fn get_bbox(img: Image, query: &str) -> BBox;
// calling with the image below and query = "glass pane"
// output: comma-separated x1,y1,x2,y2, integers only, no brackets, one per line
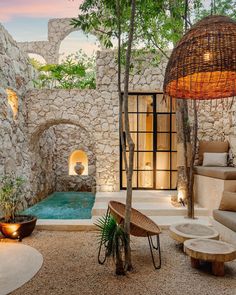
171,152,177,170
157,133,170,150
172,98,176,112
125,133,137,151
138,95,153,112
156,152,170,170
138,171,153,188
122,152,137,169
138,133,153,151
122,114,137,131
157,114,170,132
156,94,170,112
171,114,176,132
122,171,137,188
171,133,177,150
138,152,153,170
156,171,170,189
138,114,153,132
128,95,137,112
171,172,177,189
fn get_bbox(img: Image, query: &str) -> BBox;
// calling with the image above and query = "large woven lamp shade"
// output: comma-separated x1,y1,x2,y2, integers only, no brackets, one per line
164,15,236,100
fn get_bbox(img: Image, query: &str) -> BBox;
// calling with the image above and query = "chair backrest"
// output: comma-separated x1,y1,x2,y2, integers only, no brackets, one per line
108,201,161,237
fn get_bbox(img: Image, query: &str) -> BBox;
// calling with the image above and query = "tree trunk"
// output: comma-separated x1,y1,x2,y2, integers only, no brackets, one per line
188,100,198,218
115,238,125,275
116,0,126,275
123,0,136,271
178,98,197,218
176,99,189,202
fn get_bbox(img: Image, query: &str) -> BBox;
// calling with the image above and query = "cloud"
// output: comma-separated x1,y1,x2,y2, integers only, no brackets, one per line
0,0,83,22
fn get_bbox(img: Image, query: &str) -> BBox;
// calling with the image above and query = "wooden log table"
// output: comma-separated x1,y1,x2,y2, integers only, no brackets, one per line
169,223,219,243
184,238,236,276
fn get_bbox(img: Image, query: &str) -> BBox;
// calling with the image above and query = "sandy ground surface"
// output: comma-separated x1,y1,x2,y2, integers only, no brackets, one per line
6,230,236,295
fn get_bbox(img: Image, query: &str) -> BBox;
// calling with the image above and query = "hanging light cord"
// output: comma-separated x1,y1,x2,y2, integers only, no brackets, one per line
184,0,189,32
211,0,216,15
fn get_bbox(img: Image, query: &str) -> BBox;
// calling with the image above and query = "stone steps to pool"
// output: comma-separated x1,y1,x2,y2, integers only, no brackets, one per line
92,202,209,217
92,190,209,217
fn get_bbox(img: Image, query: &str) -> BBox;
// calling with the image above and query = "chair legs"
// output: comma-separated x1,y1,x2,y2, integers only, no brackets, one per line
97,208,110,265
97,209,162,270
147,234,161,269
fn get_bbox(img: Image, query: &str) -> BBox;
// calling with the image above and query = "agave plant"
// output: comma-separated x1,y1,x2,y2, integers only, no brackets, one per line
95,214,127,275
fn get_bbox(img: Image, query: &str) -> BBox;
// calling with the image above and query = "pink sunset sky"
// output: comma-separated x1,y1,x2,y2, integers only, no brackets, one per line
0,0,83,22
0,0,99,61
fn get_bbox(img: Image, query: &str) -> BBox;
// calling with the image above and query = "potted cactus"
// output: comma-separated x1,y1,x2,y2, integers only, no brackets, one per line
0,175,37,241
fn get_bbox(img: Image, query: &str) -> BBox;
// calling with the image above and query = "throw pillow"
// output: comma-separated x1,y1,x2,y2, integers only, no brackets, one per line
219,191,236,212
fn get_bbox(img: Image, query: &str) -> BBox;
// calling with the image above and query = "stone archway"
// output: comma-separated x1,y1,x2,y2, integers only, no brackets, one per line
18,18,100,64
29,119,96,202
25,88,120,193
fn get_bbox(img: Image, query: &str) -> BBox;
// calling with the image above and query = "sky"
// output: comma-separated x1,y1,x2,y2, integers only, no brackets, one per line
0,0,98,62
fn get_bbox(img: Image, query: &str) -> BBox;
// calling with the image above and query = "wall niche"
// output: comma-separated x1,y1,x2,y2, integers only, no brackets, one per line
69,150,88,176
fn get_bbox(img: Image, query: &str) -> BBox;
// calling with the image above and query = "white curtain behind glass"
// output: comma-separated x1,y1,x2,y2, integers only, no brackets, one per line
139,96,149,187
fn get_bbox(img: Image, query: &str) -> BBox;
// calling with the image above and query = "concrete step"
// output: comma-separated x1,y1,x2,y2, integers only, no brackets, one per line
95,190,176,203
92,215,211,229
36,216,211,231
92,202,209,217
36,219,96,231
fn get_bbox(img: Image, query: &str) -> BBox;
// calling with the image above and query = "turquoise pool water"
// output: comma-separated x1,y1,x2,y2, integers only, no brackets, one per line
23,192,95,219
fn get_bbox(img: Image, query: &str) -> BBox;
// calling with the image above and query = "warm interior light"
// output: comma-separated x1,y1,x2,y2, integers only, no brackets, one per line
166,70,236,99
69,150,88,175
203,51,213,62
177,189,184,202
6,89,18,119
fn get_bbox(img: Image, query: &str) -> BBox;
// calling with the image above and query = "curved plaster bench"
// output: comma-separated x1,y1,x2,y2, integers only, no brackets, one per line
212,209,236,246
0,242,43,295
194,166,236,213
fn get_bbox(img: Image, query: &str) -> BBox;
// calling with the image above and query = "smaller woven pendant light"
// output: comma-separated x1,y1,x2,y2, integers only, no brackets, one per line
164,15,236,100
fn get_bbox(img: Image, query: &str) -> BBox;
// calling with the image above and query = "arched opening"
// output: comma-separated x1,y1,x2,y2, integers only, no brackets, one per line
29,122,96,201
28,53,46,66
6,89,18,119
59,31,99,62
69,150,88,176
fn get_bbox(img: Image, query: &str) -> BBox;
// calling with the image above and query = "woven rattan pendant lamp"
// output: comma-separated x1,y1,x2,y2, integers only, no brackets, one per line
164,15,236,100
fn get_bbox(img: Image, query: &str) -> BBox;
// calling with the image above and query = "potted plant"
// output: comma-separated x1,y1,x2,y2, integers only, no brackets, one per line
0,175,37,241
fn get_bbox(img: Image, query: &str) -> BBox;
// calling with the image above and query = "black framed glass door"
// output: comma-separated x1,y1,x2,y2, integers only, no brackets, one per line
120,93,177,190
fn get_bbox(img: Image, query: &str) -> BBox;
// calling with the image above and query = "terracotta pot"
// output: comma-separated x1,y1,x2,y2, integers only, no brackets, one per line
0,215,37,241
74,162,85,175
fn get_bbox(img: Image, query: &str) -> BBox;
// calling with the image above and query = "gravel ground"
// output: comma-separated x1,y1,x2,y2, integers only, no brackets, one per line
9,230,236,295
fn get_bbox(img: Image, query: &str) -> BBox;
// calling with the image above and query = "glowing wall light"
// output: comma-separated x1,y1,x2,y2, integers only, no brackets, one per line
6,89,18,119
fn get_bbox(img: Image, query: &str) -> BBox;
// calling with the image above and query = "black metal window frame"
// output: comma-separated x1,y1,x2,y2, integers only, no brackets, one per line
120,92,177,190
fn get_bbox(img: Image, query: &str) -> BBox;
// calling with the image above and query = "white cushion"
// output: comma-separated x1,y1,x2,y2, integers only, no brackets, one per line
202,152,228,167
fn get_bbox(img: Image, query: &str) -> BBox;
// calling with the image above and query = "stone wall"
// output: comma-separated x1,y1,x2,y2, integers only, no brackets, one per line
188,100,235,165
0,23,36,208
96,50,167,92
53,124,96,193
29,127,57,204
26,88,120,193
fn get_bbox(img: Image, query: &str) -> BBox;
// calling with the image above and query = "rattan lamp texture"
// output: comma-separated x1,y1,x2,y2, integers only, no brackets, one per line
163,15,236,100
